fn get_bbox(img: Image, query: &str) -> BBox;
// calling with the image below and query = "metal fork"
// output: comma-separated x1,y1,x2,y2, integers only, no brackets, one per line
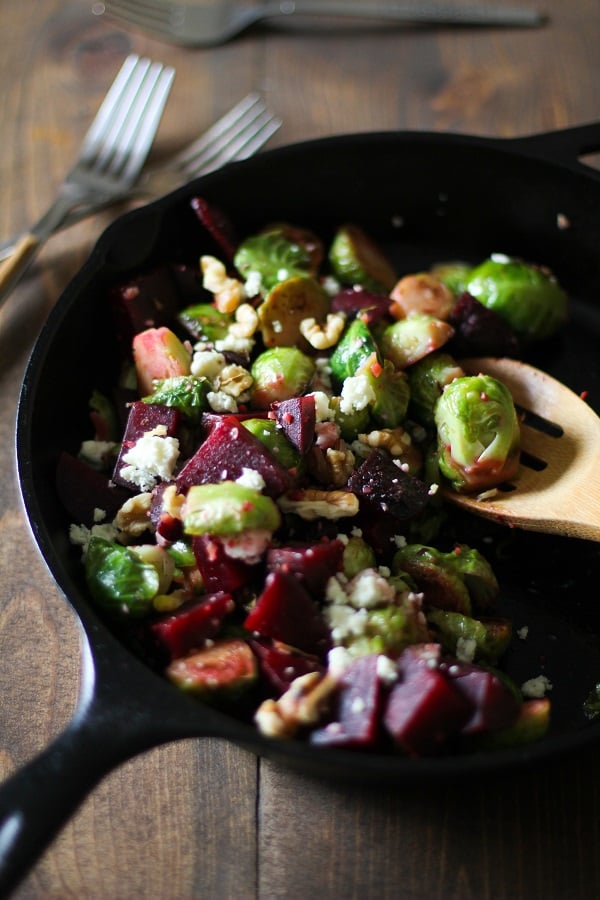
95,0,546,48
0,54,175,308
0,93,280,264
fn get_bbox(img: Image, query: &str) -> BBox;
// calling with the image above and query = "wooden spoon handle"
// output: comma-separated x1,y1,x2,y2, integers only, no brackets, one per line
0,232,41,304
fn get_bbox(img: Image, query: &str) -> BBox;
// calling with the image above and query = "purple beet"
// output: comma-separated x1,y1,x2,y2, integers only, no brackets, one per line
311,654,382,748
112,402,181,491
271,395,316,455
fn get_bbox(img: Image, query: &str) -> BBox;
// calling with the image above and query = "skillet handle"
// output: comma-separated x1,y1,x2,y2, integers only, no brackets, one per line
0,697,166,897
507,122,600,168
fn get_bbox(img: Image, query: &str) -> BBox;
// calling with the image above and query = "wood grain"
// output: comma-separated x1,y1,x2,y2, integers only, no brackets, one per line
1,0,599,897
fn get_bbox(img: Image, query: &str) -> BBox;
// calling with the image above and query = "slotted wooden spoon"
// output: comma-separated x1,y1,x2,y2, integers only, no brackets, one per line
442,357,600,542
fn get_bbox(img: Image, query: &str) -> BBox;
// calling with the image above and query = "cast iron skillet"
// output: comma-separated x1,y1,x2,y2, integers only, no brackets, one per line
2,124,600,895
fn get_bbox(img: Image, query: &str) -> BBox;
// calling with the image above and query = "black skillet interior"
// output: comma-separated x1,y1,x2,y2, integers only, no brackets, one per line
17,128,600,783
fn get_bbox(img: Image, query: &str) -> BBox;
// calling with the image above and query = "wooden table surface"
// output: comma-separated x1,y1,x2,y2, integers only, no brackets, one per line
1,1,599,897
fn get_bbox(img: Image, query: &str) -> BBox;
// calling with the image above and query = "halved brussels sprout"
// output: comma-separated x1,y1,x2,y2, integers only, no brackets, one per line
434,373,521,493
328,224,397,293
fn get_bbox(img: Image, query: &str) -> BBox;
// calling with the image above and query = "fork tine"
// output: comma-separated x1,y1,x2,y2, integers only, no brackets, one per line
171,93,265,167
177,102,276,175
79,55,149,160
185,112,282,177
102,0,172,30
107,62,175,183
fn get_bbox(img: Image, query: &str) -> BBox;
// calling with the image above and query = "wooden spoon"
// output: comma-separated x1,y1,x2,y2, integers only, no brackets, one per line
442,357,600,542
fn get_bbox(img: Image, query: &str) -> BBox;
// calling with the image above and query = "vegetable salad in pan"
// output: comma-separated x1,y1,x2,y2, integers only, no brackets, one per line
58,202,572,758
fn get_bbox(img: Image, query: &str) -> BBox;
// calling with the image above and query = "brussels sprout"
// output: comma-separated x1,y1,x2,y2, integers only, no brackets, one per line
89,389,119,442
381,314,454,369
250,346,316,409
427,609,511,663
242,418,303,471
234,229,313,293
166,538,197,568
328,224,397,293
361,359,411,429
341,535,377,579
257,275,330,351
177,303,232,343
434,374,520,493
329,317,380,384
262,222,324,274
183,481,281,536
343,602,426,658
85,536,160,618
407,351,465,427
143,375,210,422
330,393,371,441
430,261,473,296
464,254,568,341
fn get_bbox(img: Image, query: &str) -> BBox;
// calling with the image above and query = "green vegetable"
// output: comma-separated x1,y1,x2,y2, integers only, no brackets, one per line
464,254,568,341
242,418,302,470
166,539,197,568
363,359,411,429
234,229,312,293
183,481,281,536
342,535,377,579
250,346,316,409
392,543,499,615
330,317,380,384
89,389,119,441
143,375,210,422
430,261,472,296
381,314,454,369
177,303,232,343
257,275,330,350
85,536,160,618
434,374,521,493
427,609,511,662
328,224,397,293
583,684,600,720
407,352,465,427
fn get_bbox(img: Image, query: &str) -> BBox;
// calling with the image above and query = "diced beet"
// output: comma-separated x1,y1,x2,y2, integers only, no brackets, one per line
192,535,259,593
331,287,391,324
112,402,181,491
442,662,520,734
244,571,331,657
190,196,238,262
347,450,430,522
151,591,235,660
383,664,472,757
176,414,291,497
56,451,131,526
249,639,324,695
266,539,344,597
109,267,181,352
271,396,316,455
311,654,382,748
448,292,521,358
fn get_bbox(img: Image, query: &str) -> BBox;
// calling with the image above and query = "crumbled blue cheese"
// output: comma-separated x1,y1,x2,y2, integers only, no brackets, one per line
69,521,120,554
308,390,336,422
339,374,376,415
327,646,353,678
207,390,238,413
456,636,477,663
79,440,118,468
376,654,399,685
346,568,395,609
191,348,227,379
521,674,553,698
235,468,266,491
517,626,529,640
120,431,180,492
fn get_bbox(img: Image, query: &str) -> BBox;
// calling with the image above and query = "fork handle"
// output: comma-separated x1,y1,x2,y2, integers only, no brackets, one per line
0,232,42,306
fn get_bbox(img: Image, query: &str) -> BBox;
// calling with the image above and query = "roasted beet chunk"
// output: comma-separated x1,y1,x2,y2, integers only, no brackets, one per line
347,450,430,522
383,648,472,757
244,571,331,657
176,414,291,497
56,451,131,526
151,592,235,660
331,287,391,324
249,639,324,695
311,655,383,748
266,539,344,597
271,396,316,455
112,402,181,491
193,534,259,593
109,267,182,353
442,661,520,734
190,196,238,262
448,292,521,358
